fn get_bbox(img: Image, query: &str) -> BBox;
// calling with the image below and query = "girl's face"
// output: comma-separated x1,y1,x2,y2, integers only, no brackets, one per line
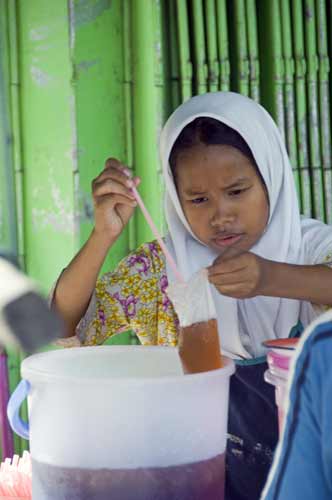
174,144,269,254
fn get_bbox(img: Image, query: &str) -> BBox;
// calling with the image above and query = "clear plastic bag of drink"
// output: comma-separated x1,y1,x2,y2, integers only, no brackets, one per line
167,269,223,373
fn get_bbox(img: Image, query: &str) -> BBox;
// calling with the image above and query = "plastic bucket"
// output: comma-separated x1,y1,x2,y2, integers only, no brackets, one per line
264,347,295,433
8,346,235,500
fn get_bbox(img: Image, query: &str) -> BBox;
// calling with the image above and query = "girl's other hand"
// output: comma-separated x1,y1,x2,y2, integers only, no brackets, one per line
92,158,140,244
207,251,271,299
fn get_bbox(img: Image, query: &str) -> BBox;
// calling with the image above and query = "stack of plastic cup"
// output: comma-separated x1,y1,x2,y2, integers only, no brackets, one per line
0,451,31,499
263,338,299,434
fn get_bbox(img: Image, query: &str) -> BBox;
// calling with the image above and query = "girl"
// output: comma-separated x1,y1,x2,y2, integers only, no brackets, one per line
52,92,332,499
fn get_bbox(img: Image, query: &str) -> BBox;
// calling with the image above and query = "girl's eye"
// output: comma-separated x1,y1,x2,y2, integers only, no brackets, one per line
228,188,246,197
191,197,208,204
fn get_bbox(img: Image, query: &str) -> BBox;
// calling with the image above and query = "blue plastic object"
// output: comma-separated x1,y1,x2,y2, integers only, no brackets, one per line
7,379,30,440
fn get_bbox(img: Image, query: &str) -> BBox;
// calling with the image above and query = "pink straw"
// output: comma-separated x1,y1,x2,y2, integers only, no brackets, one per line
129,182,185,283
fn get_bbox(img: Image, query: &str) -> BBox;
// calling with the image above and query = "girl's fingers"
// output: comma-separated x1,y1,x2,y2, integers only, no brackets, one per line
95,193,137,208
94,167,131,187
209,271,248,287
104,158,135,179
100,156,126,176
93,178,136,200
104,157,126,170
121,168,140,187
92,159,141,206
119,168,140,188
95,165,139,189
208,252,253,277
103,158,139,183
208,260,247,277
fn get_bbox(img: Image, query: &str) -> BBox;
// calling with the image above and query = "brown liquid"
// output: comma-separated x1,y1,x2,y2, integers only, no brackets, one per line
32,452,225,500
179,319,223,374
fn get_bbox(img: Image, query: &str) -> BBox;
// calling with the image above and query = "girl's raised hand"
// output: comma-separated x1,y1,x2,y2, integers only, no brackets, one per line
207,251,271,299
92,158,140,243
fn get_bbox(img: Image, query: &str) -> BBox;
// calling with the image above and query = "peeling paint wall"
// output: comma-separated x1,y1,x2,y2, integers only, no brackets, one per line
17,0,77,290
70,0,131,271
2,0,171,291
14,0,150,290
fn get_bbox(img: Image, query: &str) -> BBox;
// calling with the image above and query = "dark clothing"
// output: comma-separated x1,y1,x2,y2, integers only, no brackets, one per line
225,322,303,500
225,359,278,500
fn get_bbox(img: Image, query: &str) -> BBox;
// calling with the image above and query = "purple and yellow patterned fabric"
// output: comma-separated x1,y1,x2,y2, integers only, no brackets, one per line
76,241,179,346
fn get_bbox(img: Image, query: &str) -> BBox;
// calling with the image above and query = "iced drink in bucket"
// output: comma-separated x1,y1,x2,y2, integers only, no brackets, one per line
167,269,223,373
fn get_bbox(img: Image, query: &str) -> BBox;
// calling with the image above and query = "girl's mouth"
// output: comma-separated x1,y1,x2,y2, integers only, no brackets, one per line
212,234,243,248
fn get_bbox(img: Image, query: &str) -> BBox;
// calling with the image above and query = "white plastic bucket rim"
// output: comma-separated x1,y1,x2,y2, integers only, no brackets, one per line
21,345,235,385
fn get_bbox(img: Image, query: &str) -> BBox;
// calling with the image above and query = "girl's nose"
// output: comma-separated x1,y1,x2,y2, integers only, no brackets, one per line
210,203,235,228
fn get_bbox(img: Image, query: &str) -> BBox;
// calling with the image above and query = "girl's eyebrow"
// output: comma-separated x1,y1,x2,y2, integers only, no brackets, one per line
224,176,251,189
185,177,251,194
184,187,207,195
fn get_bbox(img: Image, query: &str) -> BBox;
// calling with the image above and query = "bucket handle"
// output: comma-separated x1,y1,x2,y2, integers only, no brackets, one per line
7,379,30,440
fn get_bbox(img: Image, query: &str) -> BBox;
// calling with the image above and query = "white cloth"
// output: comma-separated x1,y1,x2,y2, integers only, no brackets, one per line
160,91,332,359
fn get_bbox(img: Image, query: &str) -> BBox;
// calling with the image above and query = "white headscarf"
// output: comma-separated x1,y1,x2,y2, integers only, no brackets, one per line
160,91,332,359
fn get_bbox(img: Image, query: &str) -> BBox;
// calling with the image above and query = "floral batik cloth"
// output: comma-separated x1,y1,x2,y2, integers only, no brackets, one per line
76,240,179,347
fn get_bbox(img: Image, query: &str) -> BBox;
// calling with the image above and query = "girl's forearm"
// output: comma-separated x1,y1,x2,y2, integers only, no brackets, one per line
263,261,332,306
53,230,117,337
